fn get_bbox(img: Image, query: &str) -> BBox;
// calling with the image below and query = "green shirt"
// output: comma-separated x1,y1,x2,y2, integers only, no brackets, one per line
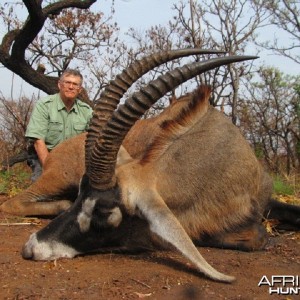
25,93,93,150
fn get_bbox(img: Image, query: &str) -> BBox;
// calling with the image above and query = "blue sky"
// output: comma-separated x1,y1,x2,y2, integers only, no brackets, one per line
98,0,176,30
0,0,298,99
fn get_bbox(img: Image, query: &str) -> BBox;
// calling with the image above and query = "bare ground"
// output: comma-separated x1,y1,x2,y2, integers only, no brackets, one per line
0,195,299,300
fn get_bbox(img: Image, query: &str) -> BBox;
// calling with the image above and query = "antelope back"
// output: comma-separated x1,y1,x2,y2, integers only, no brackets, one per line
117,86,271,238
123,94,194,159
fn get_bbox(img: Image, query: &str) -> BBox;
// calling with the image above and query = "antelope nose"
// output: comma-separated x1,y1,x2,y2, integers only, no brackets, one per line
21,233,38,260
21,243,33,259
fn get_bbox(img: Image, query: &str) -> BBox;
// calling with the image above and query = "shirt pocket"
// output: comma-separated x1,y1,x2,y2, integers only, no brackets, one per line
73,122,87,134
46,121,64,147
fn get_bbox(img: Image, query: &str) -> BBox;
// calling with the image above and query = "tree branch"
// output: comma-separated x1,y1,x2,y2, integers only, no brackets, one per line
0,0,97,104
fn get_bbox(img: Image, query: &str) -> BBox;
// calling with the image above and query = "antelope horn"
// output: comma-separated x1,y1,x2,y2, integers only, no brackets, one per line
85,48,225,167
88,55,258,189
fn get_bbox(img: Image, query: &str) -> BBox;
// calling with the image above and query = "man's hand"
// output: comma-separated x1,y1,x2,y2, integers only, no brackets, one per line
34,139,49,166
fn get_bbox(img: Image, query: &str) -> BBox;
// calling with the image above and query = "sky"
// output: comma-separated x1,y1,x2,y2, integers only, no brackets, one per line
0,0,298,99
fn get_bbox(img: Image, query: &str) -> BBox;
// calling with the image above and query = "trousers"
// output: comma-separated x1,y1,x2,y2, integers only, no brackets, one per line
27,155,42,182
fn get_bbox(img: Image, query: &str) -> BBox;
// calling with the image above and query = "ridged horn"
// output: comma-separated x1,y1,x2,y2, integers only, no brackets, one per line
88,55,258,189
85,48,225,167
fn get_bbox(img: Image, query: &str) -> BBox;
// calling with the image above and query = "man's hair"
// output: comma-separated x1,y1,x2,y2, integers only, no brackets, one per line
60,69,83,83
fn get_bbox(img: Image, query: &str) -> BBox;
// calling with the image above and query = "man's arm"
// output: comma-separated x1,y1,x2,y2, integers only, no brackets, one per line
34,139,49,166
26,97,51,167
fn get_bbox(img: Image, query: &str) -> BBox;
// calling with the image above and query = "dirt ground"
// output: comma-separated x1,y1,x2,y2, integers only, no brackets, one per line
0,195,299,300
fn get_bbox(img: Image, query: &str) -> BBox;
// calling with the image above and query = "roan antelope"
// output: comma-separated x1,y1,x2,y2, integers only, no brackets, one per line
16,51,300,283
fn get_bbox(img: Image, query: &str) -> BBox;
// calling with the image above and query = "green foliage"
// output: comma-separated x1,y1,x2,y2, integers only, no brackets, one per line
272,175,295,196
254,144,264,159
0,164,31,197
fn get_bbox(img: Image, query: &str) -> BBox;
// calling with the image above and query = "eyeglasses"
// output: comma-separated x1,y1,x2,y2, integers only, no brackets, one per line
60,80,81,89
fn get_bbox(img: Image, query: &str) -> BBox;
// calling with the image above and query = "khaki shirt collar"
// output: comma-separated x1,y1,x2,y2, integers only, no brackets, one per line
57,94,78,113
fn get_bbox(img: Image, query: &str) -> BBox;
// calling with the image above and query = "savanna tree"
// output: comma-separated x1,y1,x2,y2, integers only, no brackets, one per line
0,93,35,164
127,0,268,123
0,0,120,104
239,67,300,174
252,0,300,65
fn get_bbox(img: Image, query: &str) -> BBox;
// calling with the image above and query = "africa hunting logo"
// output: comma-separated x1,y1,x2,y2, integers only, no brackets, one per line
258,275,299,295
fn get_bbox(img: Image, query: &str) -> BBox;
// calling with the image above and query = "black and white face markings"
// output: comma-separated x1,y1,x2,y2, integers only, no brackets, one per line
77,197,97,233
77,197,123,233
76,174,122,232
22,231,81,261
22,175,123,261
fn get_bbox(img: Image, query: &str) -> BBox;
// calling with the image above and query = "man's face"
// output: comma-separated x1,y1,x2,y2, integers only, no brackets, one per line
58,75,82,101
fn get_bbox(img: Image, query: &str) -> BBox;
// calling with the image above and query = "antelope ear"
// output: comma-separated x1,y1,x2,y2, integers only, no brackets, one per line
135,190,235,283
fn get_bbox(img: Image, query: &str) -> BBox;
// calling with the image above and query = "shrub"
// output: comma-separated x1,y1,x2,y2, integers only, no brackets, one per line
273,175,294,195
0,164,31,197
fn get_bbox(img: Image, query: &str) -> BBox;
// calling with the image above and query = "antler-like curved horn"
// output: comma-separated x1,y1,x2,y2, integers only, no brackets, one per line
88,55,258,189
85,48,225,167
